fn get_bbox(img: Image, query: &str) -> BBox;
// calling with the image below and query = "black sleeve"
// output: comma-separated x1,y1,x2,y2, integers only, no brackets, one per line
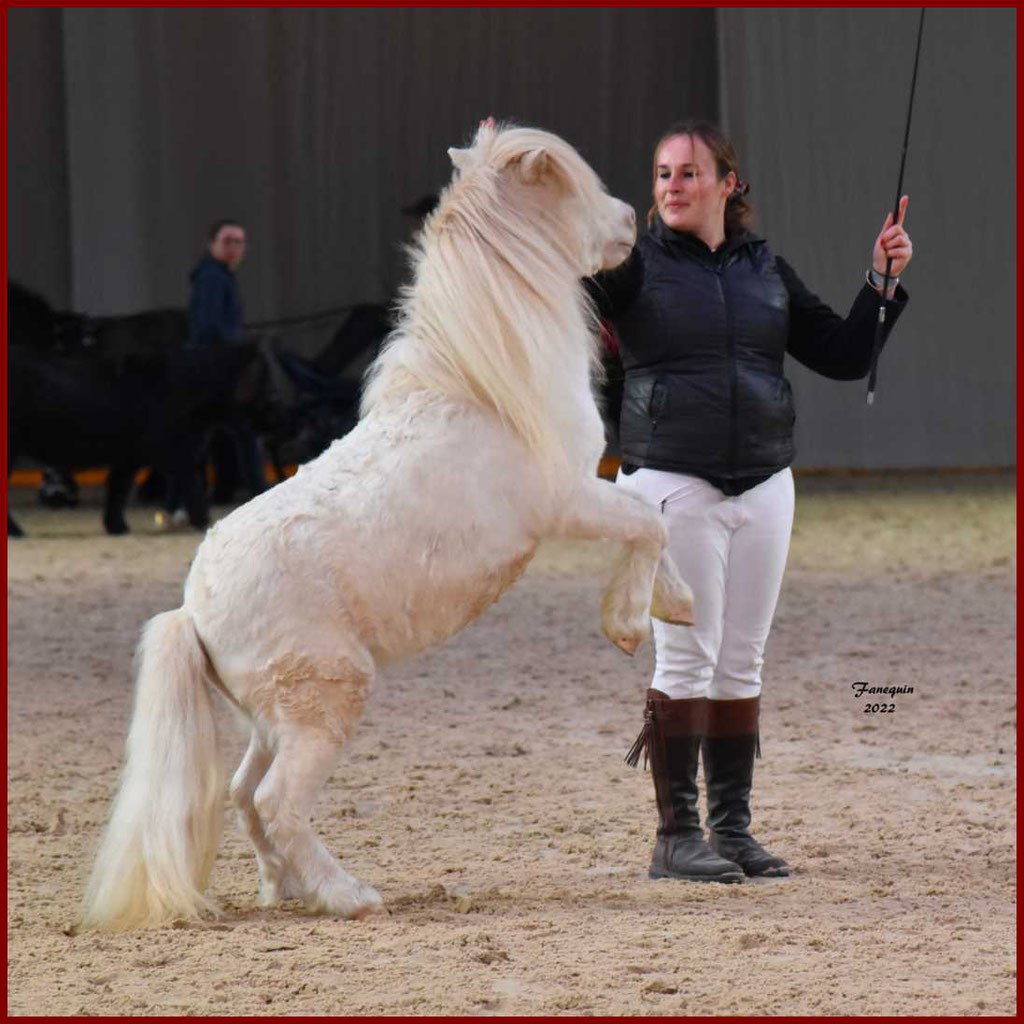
583,246,645,319
778,255,909,381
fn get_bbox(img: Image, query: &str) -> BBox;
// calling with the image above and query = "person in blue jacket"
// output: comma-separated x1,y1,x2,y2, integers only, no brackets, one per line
160,219,266,526
188,219,247,347
589,121,913,885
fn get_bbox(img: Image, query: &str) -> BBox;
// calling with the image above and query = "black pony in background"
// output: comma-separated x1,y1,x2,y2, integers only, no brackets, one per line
7,280,189,362
8,282,193,511
8,282,91,508
7,282,278,536
7,282,386,536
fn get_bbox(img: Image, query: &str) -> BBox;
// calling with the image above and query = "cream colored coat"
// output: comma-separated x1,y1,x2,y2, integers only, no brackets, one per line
81,121,694,931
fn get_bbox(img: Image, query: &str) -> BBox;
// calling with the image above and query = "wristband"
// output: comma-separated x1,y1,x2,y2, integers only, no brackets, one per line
867,268,898,294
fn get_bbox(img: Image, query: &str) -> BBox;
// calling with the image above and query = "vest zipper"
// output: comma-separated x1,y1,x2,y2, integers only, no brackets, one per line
714,269,738,477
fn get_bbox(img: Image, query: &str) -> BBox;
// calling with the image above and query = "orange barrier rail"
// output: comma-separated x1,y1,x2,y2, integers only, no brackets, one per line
7,465,298,487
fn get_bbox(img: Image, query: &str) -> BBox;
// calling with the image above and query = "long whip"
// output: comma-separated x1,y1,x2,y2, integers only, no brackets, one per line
866,8,926,405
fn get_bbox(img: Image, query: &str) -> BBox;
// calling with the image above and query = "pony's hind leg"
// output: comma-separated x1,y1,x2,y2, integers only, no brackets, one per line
240,652,385,919
253,723,385,919
230,727,303,904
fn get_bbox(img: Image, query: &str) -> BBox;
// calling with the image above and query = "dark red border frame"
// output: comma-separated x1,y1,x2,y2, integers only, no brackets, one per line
1,9,1020,1021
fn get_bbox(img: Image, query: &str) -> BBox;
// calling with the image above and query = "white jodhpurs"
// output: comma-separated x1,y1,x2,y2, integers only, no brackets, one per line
617,467,794,700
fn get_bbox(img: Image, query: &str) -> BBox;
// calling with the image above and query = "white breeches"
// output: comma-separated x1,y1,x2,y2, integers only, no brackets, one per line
617,466,794,700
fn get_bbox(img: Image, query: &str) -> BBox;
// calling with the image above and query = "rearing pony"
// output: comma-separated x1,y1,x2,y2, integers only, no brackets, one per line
81,121,694,930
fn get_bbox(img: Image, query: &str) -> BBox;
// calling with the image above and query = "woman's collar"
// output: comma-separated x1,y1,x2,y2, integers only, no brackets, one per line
649,215,762,255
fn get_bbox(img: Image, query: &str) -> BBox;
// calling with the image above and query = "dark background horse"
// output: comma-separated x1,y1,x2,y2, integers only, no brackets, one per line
7,282,390,535
8,341,279,536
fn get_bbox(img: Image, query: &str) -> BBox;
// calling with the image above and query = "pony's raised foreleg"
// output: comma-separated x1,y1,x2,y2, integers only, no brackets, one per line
650,549,694,626
554,479,693,655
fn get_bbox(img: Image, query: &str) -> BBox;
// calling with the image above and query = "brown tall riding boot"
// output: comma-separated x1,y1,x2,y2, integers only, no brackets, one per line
703,696,790,877
626,690,745,883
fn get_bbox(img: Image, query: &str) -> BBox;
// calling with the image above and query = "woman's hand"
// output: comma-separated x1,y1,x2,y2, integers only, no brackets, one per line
872,194,913,277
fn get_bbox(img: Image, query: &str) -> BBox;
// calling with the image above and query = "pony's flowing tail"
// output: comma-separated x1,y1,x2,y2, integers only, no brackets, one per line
81,608,225,931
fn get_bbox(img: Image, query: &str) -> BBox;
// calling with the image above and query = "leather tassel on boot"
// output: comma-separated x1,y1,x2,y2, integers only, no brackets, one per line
624,698,655,769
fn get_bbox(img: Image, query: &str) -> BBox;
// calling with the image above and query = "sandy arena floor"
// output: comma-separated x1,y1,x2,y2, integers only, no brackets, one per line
6,472,1016,1016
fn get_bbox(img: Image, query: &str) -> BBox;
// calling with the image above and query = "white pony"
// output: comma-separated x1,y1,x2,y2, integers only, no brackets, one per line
81,121,694,930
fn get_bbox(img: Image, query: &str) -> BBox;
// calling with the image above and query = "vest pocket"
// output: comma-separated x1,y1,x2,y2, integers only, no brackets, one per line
776,376,796,427
649,378,668,428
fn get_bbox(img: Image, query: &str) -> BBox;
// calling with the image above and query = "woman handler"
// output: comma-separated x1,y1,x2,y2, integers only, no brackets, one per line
588,122,913,883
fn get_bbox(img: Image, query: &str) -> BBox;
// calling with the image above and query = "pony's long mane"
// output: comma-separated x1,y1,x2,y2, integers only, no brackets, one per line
361,124,609,471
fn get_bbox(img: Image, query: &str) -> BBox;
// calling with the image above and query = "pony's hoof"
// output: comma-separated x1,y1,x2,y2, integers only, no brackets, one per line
347,884,387,921
308,879,386,920
659,612,694,627
351,901,390,921
611,635,642,657
650,595,694,627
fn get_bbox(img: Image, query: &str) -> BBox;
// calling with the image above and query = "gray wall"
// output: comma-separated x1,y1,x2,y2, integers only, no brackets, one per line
719,8,1015,468
10,8,716,319
8,9,71,306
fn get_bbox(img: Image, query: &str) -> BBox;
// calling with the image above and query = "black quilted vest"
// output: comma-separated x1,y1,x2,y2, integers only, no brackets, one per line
614,221,795,481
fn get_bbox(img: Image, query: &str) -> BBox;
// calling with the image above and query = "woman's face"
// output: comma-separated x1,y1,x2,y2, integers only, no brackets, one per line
653,134,736,239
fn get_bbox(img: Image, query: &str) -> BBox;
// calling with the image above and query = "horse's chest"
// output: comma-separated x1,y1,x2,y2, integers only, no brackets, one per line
557,391,605,466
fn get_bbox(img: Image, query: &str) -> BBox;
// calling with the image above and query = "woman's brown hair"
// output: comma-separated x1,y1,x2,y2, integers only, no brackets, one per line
646,121,753,235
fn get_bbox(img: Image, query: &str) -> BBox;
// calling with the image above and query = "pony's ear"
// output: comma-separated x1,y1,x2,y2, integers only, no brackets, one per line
448,146,472,172
517,148,550,185
474,116,497,145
